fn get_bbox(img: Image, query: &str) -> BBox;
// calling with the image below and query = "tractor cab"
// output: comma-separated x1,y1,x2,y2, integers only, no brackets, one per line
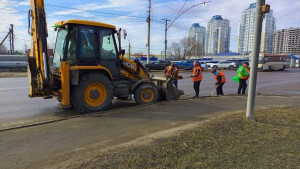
52,20,120,78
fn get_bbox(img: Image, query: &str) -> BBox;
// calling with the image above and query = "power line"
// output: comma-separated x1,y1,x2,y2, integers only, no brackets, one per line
1,1,191,31
46,4,147,19
152,0,210,21
171,0,187,21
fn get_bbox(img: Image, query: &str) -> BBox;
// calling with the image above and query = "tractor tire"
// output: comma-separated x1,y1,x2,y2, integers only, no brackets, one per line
134,83,158,105
71,73,113,113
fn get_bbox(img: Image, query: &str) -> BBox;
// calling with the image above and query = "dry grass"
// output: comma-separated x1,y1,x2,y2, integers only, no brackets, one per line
70,107,300,169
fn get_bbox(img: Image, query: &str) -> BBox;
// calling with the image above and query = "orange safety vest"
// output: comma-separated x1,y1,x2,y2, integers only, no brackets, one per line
166,66,178,77
192,66,202,82
214,71,226,83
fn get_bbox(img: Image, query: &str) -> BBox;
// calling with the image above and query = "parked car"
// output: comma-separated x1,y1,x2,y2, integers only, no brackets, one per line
206,61,220,69
174,60,208,70
210,61,237,70
174,60,194,70
144,60,171,71
226,59,249,67
198,61,208,70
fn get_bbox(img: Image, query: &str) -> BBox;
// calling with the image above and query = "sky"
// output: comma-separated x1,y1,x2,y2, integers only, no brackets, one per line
0,0,299,55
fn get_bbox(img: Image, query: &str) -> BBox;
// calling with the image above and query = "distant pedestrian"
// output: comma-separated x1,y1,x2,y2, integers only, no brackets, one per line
164,63,180,88
211,68,226,95
232,62,249,94
190,61,202,98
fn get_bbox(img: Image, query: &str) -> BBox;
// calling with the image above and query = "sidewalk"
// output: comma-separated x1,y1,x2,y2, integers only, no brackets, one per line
0,95,300,169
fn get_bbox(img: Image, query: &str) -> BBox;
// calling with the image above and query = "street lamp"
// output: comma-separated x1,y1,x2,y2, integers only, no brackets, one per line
275,14,289,30
162,1,212,60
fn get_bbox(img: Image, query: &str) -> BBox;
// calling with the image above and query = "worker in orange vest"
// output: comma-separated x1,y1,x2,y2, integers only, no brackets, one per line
211,68,226,95
190,61,202,98
164,62,180,87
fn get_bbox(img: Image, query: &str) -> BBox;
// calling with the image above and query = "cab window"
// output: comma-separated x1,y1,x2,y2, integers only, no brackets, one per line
99,29,117,59
66,27,77,65
52,28,68,68
79,27,96,59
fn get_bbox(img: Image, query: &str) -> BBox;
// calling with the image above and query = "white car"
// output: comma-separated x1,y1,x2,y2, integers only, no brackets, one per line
198,61,208,70
210,61,237,70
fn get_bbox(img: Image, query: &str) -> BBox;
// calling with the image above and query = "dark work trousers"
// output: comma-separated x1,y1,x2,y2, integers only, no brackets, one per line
173,80,178,88
193,80,201,97
216,83,224,95
238,79,247,94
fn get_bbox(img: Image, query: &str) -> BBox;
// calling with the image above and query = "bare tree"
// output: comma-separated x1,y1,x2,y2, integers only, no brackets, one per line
168,36,199,60
0,45,8,54
133,50,144,56
168,42,183,59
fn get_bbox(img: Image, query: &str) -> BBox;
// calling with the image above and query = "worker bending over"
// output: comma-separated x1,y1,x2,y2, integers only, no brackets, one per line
164,63,180,88
190,61,202,98
211,68,226,95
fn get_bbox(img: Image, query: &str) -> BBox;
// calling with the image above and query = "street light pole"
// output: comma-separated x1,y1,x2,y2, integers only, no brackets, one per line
146,0,151,64
246,0,269,120
162,18,171,60
162,1,211,60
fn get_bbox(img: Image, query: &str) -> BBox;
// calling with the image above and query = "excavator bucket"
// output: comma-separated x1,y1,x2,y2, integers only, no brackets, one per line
152,77,184,101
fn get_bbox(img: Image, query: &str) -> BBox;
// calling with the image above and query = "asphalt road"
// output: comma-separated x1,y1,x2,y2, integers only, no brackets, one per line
0,68,299,122
152,68,300,96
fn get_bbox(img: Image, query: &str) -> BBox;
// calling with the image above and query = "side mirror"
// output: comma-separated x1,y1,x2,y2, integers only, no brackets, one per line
120,49,125,56
123,29,127,39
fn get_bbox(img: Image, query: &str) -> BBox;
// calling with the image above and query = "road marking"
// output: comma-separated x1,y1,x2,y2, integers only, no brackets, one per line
0,87,29,91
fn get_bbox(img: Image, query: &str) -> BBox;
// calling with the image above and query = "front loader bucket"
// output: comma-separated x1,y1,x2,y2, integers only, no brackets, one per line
152,77,184,101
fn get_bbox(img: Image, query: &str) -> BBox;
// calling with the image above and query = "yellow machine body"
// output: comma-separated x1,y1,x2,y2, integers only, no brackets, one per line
27,0,183,113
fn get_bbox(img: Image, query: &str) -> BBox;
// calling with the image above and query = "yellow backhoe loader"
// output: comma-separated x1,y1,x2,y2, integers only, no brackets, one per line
27,0,183,113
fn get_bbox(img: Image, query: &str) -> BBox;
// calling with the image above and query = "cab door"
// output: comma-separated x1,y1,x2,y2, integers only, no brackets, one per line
98,28,120,79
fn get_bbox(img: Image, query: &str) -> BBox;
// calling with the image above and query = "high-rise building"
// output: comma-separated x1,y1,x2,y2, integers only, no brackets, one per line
205,15,231,55
236,3,276,54
273,28,300,55
189,23,206,56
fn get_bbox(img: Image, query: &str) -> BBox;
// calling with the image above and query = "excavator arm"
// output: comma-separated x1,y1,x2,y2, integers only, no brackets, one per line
28,0,51,97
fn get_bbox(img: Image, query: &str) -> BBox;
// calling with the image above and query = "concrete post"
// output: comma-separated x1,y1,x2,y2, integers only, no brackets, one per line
147,0,151,64
246,0,264,120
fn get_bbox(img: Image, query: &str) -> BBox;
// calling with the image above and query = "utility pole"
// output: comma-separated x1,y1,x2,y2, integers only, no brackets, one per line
9,24,14,55
162,18,171,60
246,0,270,120
1,25,14,55
128,41,131,57
146,0,151,63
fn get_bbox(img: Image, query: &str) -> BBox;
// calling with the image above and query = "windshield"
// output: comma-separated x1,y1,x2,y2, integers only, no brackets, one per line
52,28,68,68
